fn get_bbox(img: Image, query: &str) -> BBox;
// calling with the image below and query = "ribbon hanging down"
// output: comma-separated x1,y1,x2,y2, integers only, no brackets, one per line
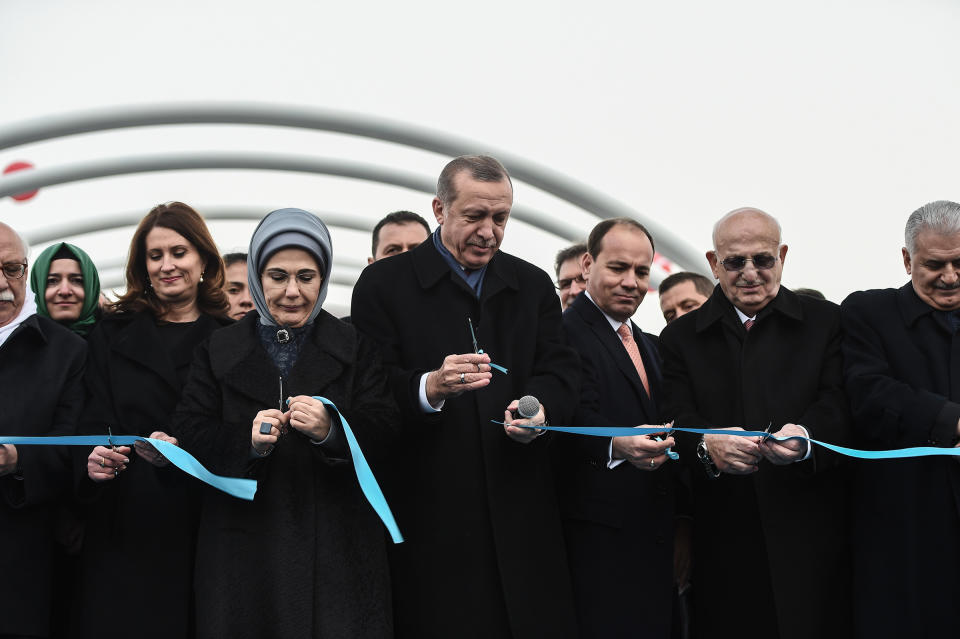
0,435,257,500
312,397,403,543
495,423,960,460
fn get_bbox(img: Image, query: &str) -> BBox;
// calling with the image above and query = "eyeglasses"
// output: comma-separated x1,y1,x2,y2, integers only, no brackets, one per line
262,268,319,288
556,274,585,290
1,262,27,279
717,254,777,272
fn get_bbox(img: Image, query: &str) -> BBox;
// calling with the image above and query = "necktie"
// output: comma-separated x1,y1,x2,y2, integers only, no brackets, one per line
617,323,650,396
744,318,755,332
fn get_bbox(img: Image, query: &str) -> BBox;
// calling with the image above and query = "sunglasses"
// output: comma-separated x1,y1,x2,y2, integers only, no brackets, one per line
717,254,777,272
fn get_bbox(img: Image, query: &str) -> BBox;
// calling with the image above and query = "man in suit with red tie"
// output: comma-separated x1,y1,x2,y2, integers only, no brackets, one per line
659,208,851,639
556,218,677,637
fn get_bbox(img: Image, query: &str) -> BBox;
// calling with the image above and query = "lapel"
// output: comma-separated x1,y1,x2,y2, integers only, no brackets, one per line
110,312,180,393
214,311,353,409
572,294,653,410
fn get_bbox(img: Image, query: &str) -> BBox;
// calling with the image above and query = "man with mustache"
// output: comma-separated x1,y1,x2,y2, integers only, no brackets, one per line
351,155,579,638
841,200,960,638
659,208,851,639
0,223,87,638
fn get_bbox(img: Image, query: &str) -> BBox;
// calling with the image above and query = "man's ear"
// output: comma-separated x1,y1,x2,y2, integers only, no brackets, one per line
902,247,912,275
581,252,594,280
706,250,720,279
432,197,445,226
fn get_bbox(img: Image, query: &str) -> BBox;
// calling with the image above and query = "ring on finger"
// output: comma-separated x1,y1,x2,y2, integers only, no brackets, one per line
649,459,656,468
459,372,466,384
99,455,105,468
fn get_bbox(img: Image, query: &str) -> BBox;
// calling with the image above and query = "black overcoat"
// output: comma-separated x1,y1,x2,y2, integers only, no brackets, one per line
660,286,851,639
75,311,228,639
170,310,399,639
841,284,960,637
556,293,675,638
0,315,86,638
351,239,580,639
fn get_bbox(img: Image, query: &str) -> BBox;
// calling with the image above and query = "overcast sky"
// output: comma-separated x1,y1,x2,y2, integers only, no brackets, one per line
1,0,958,329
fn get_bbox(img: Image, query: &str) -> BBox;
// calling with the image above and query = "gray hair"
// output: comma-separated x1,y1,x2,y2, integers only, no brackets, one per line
0,222,29,259
904,200,960,255
711,207,782,250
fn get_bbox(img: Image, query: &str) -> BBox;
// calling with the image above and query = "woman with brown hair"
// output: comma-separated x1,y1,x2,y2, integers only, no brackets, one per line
76,202,230,638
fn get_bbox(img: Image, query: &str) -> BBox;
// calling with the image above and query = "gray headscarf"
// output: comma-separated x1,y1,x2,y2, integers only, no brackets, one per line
248,208,333,327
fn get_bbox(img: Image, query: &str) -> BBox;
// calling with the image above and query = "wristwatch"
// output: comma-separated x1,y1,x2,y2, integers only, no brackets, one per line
696,435,721,479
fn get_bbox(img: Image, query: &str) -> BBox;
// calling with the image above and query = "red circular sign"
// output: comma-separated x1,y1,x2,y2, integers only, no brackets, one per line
2,161,39,202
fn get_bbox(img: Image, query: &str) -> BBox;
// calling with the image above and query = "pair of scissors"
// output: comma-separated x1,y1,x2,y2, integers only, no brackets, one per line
653,424,679,461
467,318,508,374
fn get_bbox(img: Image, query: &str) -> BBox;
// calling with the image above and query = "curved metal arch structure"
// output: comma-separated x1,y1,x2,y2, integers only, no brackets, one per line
3,153,590,244
0,103,707,272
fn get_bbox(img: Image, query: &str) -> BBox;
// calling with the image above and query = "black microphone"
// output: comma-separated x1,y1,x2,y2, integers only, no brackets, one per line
510,395,540,421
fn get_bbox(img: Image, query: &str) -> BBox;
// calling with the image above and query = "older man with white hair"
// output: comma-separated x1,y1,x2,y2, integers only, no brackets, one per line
0,222,87,638
660,207,851,639
841,199,960,638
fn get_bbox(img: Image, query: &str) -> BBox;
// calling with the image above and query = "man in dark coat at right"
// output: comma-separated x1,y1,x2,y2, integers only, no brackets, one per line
660,207,851,639
841,199,960,638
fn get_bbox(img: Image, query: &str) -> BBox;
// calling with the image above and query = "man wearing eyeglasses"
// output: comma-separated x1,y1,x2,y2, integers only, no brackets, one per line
554,242,587,310
659,208,851,639
0,223,87,638
841,200,960,638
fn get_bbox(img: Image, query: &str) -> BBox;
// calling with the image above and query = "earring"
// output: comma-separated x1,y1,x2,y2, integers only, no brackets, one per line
199,273,204,283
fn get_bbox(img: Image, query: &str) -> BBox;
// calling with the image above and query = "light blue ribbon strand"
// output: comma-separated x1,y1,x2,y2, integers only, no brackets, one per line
492,422,960,460
0,435,257,500
313,397,404,544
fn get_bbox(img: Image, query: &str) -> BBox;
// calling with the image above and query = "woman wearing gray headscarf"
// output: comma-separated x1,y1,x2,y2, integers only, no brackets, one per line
171,208,399,639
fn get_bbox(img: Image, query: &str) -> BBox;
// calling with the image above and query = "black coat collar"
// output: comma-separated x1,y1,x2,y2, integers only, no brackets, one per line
410,237,520,302
211,310,356,409
695,284,804,333
897,281,939,327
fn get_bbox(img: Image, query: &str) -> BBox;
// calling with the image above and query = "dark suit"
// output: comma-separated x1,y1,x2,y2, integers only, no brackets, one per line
557,293,674,637
841,284,960,637
351,239,580,639
660,286,851,639
0,316,86,638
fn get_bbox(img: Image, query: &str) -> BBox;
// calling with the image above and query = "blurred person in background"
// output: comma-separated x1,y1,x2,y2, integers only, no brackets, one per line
222,252,254,320
555,242,587,310
657,271,711,324
367,210,431,264
77,202,230,639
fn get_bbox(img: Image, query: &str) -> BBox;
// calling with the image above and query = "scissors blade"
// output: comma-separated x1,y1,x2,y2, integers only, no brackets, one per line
468,317,480,354
107,426,116,450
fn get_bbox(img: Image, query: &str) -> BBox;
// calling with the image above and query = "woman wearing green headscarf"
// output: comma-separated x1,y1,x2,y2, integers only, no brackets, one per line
29,242,101,336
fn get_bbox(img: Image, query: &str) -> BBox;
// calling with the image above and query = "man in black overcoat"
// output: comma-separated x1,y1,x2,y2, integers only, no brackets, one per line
351,155,580,638
0,222,87,638
659,208,851,639
840,200,960,638
556,218,676,637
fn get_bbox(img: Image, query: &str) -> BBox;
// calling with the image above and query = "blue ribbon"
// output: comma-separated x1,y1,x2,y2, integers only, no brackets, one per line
493,423,960,460
0,435,257,499
313,397,403,543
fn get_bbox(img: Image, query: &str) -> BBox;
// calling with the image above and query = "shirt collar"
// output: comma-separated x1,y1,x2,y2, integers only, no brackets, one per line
584,290,631,333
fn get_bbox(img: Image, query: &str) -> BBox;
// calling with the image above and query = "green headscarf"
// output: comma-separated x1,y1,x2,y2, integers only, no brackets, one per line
29,242,101,336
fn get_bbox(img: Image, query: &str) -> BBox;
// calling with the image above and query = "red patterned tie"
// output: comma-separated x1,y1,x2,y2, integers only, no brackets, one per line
617,323,650,396
744,318,755,332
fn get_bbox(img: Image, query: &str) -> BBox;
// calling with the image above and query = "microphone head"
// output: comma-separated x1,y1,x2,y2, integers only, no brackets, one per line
517,395,540,420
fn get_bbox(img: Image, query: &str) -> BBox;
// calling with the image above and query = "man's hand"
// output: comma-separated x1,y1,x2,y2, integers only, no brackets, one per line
704,427,761,474
425,353,492,405
612,430,674,471
758,423,807,465
135,431,178,467
503,399,545,444
0,444,18,477
287,395,332,442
